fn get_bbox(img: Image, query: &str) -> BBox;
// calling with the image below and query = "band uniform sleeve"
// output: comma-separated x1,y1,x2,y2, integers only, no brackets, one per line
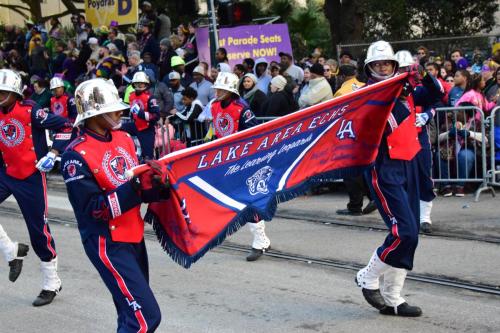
61,150,142,223
238,107,258,131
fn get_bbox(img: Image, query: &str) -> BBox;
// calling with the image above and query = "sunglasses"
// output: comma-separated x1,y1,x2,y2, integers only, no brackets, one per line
417,52,426,55
446,79,454,83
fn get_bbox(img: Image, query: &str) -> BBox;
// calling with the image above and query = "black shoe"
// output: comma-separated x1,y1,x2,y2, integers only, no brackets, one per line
8,243,29,282
32,286,62,307
362,201,377,215
420,222,432,234
336,209,362,216
354,277,385,310
246,245,270,262
380,302,422,317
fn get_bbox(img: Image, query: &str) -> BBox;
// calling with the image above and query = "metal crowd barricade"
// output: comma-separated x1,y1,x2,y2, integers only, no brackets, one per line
434,106,493,202
486,106,500,190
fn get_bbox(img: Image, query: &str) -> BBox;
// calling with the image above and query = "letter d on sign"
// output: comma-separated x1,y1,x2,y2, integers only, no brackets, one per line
118,0,131,15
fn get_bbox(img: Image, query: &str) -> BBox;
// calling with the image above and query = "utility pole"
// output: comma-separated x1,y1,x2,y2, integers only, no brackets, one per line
207,0,219,67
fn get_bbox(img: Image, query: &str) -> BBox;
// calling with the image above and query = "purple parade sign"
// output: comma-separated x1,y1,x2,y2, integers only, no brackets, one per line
196,23,293,69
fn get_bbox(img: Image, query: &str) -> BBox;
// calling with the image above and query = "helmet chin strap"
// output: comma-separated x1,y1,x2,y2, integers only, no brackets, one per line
216,90,230,101
368,65,396,82
0,92,12,107
102,113,122,130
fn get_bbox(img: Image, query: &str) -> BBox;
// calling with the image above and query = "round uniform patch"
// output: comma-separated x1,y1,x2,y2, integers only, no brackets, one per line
102,147,137,187
215,113,235,137
0,118,25,147
53,101,65,116
67,163,77,177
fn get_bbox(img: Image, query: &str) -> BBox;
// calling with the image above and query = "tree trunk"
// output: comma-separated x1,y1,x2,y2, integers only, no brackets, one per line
24,0,42,22
324,0,365,58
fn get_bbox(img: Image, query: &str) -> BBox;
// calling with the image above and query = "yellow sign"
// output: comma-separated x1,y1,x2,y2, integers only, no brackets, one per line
85,0,138,27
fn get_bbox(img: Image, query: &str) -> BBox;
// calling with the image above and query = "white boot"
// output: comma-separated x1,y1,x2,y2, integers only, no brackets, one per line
356,250,391,310
40,258,62,292
419,200,432,224
356,250,390,290
381,267,407,307
380,267,422,316
0,224,16,262
248,220,270,250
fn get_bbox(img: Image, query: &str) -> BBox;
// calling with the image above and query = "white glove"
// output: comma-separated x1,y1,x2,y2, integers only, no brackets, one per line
36,152,56,172
130,103,141,115
415,113,429,127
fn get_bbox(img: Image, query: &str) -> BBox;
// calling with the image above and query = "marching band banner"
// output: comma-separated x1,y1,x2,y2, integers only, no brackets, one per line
140,73,408,268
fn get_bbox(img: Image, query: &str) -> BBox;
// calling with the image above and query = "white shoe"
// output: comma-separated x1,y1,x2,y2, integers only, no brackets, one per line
248,220,270,250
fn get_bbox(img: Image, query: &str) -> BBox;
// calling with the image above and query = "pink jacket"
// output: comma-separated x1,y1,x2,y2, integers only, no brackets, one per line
455,90,495,113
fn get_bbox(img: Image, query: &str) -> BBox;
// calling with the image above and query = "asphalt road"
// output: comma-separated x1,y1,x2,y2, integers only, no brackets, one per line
0,199,499,332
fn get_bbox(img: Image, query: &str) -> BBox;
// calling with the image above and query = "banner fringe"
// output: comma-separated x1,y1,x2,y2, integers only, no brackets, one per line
145,164,370,268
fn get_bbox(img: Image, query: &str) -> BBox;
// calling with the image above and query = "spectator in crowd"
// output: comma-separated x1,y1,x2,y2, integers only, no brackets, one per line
239,73,268,117
417,46,429,66
270,63,280,78
142,52,159,78
318,56,326,66
443,59,457,77
183,21,199,74
299,66,311,97
448,69,470,107
155,8,171,41
456,73,495,113
279,52,304,85
339,50,355,65
87,37,100,61
471,53,484,73
456,57,469,70
323,63,336,94
7,49,29,74
233,64,245,78
444,75,455,88
121,50,145,85
144,68,173,119
426,62,450,103
450,49,463,64
62,48,80,85
51,41,67,74
169,86,204,146
170,55,192,87
139,22,160,64
326,59,339,76
209,66,218,82
334,64,365,97
168,71,185,113
137,1,155,31
158,38,176,81
482,65,496,96
298,63,333,108
215,47,229,65
29,37,49,78
262,75,297,117
254,57,272,95
439,67,448,80
485,67,500,103
242,58,255,74
30,78,52,109
76,58,97,84
189,65,214,106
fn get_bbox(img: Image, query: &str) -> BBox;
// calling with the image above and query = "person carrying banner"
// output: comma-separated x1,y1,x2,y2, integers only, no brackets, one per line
355,41,423,317
395,50,445,235
0,69,70,306
209,72,270,261
122,71,160,161
62,78,169,332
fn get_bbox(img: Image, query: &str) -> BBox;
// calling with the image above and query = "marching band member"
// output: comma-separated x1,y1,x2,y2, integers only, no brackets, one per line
62,78,169,332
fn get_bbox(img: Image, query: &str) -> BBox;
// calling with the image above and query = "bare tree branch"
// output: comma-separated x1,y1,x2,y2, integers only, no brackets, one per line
40,9,84,23
0,4,30,19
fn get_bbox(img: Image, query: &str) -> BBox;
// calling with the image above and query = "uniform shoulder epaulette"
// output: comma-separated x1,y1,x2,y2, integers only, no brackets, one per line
65,135,86,152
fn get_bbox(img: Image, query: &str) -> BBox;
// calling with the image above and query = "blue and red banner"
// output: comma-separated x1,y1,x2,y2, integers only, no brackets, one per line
142,74,407,268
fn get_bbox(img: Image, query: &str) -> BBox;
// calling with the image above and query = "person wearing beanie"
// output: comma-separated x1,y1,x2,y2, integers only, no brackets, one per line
262,74,298,117
189,65,214,106
238,72,268,117
298,63,333,108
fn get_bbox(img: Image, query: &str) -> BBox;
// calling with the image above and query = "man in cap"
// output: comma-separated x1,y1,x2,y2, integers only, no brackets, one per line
122,71,160,161
61,78,168,332
279,51,304,85
0,69,71,306
189,65,214,106
168,71,185,113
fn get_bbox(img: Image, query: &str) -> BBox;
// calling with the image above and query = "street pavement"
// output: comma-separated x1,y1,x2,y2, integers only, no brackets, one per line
0,183,499,332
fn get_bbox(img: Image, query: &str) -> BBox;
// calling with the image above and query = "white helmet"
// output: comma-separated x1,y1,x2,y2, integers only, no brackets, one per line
0,69,23,97
73,79,129,127
50,77,65,90
212,72,239,96
132,71,150,90
364,40,399,80
395,50,415,68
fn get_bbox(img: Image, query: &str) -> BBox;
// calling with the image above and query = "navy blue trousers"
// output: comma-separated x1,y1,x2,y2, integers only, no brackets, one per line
417,129,435,202
122,123,155,161
0,170,56,262
83,235,161,333
365,152,420,270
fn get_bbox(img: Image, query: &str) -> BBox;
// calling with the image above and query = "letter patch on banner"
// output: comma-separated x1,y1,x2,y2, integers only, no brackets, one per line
336,119,356,140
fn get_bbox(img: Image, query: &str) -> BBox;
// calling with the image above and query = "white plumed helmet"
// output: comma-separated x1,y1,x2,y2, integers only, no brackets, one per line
395,50,415,68
212,72,240,96
0,69,23,97
364,40,399,80
50,77,65,90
